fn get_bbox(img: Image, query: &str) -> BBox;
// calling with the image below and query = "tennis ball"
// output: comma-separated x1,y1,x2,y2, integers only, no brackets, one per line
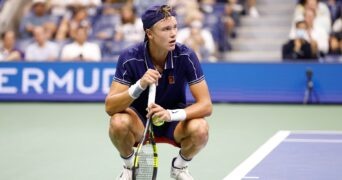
152,116,164,126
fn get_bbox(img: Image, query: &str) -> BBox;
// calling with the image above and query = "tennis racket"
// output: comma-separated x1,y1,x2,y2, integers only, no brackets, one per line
132,84,158,180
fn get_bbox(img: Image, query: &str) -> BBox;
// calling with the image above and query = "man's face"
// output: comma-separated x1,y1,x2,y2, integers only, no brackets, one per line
75,28,87,44
34,27,46,45
306,0,318,10
304,9,315,26
149,16,177,51
33,3,46,16
297,22,307,30
3,31,15,48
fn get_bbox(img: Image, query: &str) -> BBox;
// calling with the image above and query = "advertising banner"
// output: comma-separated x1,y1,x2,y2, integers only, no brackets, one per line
1,62,342,103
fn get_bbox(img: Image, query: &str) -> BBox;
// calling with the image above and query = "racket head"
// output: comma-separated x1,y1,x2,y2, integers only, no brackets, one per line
132,119,158,180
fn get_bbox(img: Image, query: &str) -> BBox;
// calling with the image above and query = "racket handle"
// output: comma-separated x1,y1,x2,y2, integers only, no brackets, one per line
148,84,156,106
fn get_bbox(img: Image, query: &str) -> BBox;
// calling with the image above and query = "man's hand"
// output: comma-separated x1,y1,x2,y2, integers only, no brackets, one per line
146,103,171,122
140,69,161,89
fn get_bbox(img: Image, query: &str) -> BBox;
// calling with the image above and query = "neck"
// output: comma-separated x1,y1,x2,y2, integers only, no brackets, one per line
148,41,168,66
307,22,313,29
77,41,85,46
38,41,45,47
4,44,13,50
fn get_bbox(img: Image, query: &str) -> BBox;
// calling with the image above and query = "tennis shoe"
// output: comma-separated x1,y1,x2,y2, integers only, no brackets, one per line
116,166,132,180
170,158,194,180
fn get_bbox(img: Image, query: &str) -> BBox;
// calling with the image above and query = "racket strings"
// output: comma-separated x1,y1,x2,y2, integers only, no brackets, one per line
135,143,154,179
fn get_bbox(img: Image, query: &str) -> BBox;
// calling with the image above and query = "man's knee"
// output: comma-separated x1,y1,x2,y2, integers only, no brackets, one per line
188,119,209,145
109,113,130,135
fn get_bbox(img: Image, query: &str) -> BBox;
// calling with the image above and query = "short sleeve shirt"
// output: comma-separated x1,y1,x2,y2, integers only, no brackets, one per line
113,42,204,117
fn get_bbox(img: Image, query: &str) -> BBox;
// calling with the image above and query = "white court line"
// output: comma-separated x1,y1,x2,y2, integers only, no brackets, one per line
284,139,342,143
223,131,290,180
291,131,342,135
242,177,259,179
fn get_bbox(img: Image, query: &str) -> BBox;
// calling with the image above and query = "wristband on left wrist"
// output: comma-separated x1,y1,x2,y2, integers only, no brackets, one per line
167,109,186,122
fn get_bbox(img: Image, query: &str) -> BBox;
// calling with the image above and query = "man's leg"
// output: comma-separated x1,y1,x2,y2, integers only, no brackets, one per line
174,118,209,159
109,108,144,156
170,118,209,179
108,108,144,179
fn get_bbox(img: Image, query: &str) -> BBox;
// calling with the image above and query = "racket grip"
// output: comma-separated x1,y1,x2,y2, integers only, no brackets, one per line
148,84,156,106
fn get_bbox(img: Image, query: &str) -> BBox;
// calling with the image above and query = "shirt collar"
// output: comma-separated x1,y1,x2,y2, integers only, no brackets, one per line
144,41,174,71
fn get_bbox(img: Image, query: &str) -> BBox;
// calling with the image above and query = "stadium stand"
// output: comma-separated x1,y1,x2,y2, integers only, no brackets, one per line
225,0,296,62
0,0,341,62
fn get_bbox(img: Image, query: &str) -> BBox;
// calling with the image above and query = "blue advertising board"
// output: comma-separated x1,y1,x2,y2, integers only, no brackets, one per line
0,62,115,101
201,63,342,103
1,62,342,103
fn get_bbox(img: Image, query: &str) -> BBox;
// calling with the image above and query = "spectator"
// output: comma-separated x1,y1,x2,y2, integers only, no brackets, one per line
216,0,258,18
246,0,260,18
55,6,92,42
100,0,124,15
68,0,102,16
54,16,70,42
25,26,59,61
91,2,121,40
326,0,342,23
282,21,318,60
92,11,120,40
169,0,199,28
69,6,92,39
48,0,73,18
328,33,342,55
114,4,144,45
294,0,331,34
104,0,131,4
177,9,217,62
223,0,243,38
61,27,101,61
332,15,342,33
305,8,329,54
324,32,342,61
290,8,329,54
198,0,231,52
226,0,244,25
0,30,23,61
133,0,168,15
330,12,342,58
183,21,210,60
19,0,58,39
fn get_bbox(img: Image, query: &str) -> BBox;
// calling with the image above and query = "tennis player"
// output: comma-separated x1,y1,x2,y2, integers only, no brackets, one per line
105,4,212,180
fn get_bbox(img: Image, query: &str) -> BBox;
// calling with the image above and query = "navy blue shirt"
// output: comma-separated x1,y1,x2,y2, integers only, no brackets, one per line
113,42,204,118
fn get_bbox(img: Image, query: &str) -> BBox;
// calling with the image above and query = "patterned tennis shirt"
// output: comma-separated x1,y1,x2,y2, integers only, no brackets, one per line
113,41,205,118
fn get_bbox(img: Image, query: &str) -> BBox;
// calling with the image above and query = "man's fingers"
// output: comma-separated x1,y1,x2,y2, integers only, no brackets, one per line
146,103,164,118
153,111,170,122
142,70,161,86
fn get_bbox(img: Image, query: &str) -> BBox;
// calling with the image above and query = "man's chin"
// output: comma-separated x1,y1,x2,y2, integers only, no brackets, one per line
168,45,176,51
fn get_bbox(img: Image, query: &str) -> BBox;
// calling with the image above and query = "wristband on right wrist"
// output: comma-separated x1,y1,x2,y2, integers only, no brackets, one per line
128,80,146,99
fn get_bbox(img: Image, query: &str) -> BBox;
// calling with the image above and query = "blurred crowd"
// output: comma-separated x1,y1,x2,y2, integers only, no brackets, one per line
3,0,342,63
0,0,259,62
282,0,342,62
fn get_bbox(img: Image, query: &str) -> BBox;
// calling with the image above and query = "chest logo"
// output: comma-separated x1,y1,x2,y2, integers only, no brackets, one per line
168,76,175,84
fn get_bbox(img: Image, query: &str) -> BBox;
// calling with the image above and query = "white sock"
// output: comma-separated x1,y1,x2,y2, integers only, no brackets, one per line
173,151,192,168
121,150,134,168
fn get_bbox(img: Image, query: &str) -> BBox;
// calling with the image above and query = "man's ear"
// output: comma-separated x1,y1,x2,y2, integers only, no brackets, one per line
146,29,153,40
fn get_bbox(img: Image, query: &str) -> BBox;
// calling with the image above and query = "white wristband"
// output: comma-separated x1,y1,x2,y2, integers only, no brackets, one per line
128,80,146,99
167,109,187,122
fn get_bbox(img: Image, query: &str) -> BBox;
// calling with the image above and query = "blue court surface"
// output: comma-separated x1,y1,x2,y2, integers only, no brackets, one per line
225,131,342,180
